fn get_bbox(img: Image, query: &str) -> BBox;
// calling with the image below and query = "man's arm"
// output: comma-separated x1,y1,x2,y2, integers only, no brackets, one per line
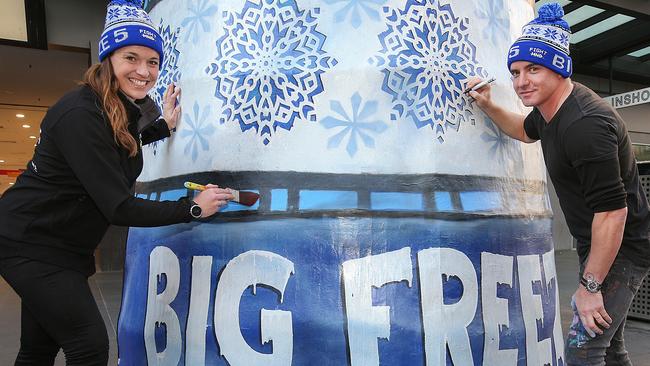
574,207,627,335
466,78,535,143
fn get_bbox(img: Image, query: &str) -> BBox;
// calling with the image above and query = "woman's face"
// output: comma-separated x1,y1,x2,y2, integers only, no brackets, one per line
110,45,160,100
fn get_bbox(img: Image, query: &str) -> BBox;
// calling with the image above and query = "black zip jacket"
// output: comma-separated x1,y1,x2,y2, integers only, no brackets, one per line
0,85,192,275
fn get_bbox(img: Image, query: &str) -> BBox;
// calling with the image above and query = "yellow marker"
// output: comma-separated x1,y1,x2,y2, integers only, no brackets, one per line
184,181,206,191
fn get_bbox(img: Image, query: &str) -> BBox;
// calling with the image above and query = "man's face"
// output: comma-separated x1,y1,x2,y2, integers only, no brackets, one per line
509,61,563,107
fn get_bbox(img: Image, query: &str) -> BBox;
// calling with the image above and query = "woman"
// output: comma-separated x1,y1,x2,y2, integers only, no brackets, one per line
0,1,231,364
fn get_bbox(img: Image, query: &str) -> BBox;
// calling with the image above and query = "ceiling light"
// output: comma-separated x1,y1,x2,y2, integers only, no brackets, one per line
16,114,25,118
9,183,14,185
0,159,5,163
29,135,36,139
22,124,31,128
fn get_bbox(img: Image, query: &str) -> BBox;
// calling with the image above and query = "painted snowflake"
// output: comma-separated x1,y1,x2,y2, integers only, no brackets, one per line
325,0,387,29
370,0,487,143
206,0,338,145
150,21,181,109
321,93,388,157
481,117,523,171
179,101,215,162
146,21,182,155
181,0,219,44
474,0,509,46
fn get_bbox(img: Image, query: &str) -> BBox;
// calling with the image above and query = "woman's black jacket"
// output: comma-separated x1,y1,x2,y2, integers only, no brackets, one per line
0,85,192,275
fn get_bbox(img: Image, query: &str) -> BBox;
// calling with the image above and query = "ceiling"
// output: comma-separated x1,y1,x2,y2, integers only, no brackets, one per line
535,0,650,86
0,45,88,193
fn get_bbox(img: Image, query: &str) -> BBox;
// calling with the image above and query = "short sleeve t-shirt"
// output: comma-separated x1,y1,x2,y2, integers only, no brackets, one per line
524,82,650,266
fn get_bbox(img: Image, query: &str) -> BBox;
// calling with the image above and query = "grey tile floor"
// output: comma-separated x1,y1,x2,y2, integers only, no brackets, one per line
0,249,649,365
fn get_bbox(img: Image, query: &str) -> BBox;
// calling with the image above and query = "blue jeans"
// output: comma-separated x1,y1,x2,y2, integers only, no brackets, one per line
566,255,649,366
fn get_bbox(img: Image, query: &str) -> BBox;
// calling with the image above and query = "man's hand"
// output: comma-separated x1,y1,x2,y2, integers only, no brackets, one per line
574,285,612,336
465,77,493,110
162,83,181,131
461,77,531,143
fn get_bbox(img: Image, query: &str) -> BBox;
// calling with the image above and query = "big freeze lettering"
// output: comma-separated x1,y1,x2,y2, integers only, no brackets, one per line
143,246,564,365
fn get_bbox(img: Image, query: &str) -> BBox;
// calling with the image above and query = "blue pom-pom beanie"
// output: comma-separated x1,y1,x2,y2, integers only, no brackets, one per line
507,3,572,78
98,0,164,68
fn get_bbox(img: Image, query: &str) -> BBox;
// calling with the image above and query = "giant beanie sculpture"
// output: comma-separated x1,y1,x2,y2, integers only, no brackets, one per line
118,0,565,364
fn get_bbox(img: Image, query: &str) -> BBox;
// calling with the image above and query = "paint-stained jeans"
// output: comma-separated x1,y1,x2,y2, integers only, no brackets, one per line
565,255,649,366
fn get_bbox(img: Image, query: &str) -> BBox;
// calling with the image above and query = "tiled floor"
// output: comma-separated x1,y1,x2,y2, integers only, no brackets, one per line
1,250,649,365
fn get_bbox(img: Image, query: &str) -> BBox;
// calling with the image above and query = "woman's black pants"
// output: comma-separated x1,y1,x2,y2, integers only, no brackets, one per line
0,257,109,366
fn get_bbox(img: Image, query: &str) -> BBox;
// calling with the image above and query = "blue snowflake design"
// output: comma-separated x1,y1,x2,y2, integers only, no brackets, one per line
474,0,509,46
180,101,215,162
124,8,140,18
149,21,182,109
206,0,338,145
325,0,387,29
146,21,182,155
543,28,559,40
321,93,388,157
481,117,521,167
522,24,570,51
181,0,218,44
370,0,487,143
107,8,121,21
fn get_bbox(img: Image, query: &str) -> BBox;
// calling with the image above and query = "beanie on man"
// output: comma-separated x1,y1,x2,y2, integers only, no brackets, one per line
98,0,164,68
507,3,572,78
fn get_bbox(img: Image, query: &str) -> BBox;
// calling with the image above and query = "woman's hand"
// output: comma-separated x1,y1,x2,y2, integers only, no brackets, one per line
192,184,234,218
162,83,181,131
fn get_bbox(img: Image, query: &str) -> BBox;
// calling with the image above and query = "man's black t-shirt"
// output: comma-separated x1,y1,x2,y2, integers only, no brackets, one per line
524,82,650,267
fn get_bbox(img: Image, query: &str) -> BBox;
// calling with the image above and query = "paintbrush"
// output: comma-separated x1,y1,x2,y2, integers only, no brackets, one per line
184,181,260,207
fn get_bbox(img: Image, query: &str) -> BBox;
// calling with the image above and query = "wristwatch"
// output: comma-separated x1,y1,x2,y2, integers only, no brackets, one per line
580,273,602,293
190,200,202,219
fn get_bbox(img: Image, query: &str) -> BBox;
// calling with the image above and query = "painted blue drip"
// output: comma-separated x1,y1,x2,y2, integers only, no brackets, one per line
460,191,502,211
271,189,288,211
299,190,358,210
221,190,260,212
159,189,186,201
434,191,454,211
370,192,423,210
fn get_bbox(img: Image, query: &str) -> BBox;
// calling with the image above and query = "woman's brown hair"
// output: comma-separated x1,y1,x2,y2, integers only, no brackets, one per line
82,58,138,157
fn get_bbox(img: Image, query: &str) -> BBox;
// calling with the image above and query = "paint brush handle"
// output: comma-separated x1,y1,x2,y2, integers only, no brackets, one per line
184,181,258,206
184,181,206,191
185,181,241,202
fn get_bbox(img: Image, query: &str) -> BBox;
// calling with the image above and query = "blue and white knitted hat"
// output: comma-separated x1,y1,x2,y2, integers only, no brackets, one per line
98,0,163,68
507,3,572,78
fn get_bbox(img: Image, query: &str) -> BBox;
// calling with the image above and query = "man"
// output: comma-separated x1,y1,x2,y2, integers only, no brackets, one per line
467,3,650,365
